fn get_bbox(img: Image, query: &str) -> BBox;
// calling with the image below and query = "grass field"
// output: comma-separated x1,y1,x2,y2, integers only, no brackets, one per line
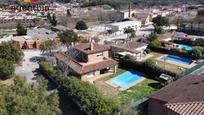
120,79,161,101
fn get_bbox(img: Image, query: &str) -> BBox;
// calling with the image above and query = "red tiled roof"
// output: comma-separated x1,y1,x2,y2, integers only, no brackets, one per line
165,101,204,115
81,59,118,74
55,52,118,75
73,43,110,55
148,75,204,103
111,41,148,54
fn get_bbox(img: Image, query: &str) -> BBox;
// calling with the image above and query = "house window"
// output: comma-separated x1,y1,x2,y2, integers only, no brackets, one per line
96,52,103,57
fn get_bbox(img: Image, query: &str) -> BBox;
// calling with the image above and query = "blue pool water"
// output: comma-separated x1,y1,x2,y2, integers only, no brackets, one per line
109,71,144,89
176,44,192,50
161,55,193,65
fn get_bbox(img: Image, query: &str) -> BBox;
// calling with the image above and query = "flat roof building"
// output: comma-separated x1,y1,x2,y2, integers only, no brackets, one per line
107,21,141,34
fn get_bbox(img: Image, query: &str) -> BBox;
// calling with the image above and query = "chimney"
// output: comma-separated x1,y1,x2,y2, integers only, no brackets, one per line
90,43,94,51
128,3,131,18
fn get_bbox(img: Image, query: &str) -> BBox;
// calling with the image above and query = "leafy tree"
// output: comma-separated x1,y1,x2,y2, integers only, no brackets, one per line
124,27,136,38
39,39,57,54
59,77,119,115
75,21,88,30
40,62,120,115
47,13,58,26
0,59,14,80
152,15,169,27
51,14,57,26
58,30,79,48
147,32,157,42
0,42,23,64
0,77,61,115
47,12,52,22
154,26,165,34
149,39,162,48
190,47,203,59
16,23,27,35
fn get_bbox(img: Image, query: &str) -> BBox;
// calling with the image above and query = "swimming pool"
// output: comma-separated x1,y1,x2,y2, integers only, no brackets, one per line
160,55,193,65
176,44,192,50
108,71,144,89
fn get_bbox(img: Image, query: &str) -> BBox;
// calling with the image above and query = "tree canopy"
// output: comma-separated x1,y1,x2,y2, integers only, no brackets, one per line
0,59,14,80
0,77,61,115
47,13,58,26
75,21,88,30
39,39,57,53
39,61,119,115
124,27,136,38
16,23,27,35
149,39,162,48
152,15,169,27
0,42,23,64
58,30,79,46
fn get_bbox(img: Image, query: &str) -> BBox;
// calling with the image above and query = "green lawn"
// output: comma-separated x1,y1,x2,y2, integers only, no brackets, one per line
102,68,161,101
120,79,161,101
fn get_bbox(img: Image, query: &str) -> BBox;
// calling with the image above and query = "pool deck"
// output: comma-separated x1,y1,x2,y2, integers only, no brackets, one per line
106,77,146,91
156,55,197,69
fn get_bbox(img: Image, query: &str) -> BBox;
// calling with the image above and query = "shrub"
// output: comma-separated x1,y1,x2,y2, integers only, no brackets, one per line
154,26,165,34
144,48,151,54
149,39,162,48
0,59,14,80
114,54,177,79
75,21,88,30
39,61,119,115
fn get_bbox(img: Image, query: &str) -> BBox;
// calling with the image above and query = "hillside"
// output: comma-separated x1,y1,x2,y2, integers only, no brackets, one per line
0,0,203,7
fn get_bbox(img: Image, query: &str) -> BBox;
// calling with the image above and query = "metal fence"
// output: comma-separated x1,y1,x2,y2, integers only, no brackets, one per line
177,61,204,78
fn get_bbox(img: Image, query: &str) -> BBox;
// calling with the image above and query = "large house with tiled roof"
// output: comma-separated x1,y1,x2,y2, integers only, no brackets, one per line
148,74,204,115
55,43,118,83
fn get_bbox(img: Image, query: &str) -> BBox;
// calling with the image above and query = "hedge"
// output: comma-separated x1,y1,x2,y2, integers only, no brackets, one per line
114,54,178,79
39,61,119,115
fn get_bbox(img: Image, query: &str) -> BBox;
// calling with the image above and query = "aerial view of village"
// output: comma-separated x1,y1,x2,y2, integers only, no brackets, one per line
0,0,204,115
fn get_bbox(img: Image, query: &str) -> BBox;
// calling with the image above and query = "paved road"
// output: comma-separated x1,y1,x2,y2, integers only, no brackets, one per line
15,50,44,84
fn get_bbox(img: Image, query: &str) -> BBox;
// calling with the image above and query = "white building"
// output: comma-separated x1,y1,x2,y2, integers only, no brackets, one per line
107,21,141,34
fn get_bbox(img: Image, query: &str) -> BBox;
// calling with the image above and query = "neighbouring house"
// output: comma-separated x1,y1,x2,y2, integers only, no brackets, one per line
55,43,118,83
157,33,173,42
110,41,148,60
12,28,57,49
173,32,189,40
51,25,68,32
0,12,36,28
134,13,152,26
107,21,142,35
148,74,204,115
113,10,136,21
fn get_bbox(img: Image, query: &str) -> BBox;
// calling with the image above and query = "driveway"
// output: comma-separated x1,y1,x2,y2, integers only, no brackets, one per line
15,50,44,84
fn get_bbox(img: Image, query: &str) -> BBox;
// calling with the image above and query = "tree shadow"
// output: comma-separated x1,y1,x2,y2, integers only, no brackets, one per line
148,83,162,90
58,93,87,115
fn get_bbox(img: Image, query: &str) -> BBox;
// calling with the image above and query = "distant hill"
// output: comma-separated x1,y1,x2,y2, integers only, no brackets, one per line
0,0,203,7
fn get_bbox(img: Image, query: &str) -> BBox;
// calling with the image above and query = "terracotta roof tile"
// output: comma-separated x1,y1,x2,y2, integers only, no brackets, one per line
166,101,204,115
55,52,118,75
148,75,204,103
